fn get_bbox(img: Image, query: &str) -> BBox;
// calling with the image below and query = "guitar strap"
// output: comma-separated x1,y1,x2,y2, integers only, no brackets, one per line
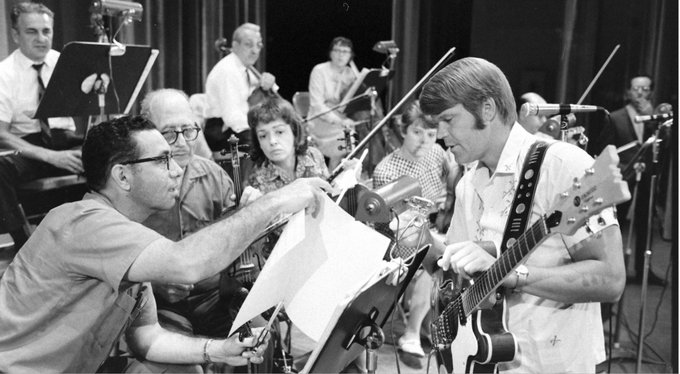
499,141,550,253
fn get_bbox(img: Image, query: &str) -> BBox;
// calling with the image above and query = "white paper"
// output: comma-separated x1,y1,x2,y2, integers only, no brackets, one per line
230,194,391,339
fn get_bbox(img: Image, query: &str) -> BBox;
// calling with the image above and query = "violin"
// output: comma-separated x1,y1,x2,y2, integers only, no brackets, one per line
224,134,264,286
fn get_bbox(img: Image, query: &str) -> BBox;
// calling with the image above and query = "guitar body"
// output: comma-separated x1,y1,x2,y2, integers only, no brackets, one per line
433,273,516,374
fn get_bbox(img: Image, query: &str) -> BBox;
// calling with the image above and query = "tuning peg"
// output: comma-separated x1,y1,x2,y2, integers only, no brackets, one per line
594,197,604,205
585,224,593,234
567,217,576,224
585,168,595,175
580,206,590,212
572,178,582,189
560,192,570,198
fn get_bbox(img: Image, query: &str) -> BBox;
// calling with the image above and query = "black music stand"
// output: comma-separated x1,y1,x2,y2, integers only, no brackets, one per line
36,41,158,123
303,244,430,373
344,68,393,118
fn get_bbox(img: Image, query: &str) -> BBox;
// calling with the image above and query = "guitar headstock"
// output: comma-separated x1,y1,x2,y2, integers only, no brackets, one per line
547,145,631,236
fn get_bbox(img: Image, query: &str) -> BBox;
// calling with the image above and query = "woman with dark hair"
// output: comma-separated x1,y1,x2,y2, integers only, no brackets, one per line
307,36,361,170
247,97,329,193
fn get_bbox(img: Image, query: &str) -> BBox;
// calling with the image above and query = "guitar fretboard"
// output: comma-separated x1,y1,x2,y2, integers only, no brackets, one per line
432,213,553,345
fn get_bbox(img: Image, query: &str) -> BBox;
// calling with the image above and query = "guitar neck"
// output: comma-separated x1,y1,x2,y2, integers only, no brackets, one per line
461,213,555,315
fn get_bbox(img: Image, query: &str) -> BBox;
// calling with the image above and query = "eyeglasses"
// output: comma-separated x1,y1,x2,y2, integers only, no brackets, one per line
631,86,651,93
332,48,352,55
161,125,200,145
121,153,173,170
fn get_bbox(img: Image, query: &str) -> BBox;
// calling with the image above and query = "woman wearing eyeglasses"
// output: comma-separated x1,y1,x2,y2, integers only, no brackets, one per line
306,36,361,171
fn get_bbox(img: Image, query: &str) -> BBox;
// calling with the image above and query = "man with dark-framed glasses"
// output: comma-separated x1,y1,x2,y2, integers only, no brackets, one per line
0,113,330,372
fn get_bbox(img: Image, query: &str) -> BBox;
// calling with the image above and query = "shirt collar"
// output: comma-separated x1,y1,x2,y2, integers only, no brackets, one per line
228,52,248,71
257,152,317,184
183,156,209,181
13,48,55,70
493,123,536,175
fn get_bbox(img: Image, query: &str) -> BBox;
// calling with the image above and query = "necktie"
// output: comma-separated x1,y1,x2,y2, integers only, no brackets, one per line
32,63,52,146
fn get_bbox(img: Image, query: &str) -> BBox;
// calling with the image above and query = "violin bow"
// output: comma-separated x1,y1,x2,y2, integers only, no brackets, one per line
576,44,620,105
328,47,457,182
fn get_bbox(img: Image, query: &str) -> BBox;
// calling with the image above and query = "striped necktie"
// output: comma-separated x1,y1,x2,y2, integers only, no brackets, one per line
32,63,52,146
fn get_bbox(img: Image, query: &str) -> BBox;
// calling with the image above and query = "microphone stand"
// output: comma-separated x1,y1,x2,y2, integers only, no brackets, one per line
635,127,663,373
328,47,457,182
613,162,644,349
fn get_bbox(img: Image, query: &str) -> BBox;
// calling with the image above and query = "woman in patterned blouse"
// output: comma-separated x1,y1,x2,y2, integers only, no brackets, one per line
247,97,329,194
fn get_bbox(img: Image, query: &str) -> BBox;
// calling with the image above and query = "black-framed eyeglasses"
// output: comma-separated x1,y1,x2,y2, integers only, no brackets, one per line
120,153,174,170
161,125,201,145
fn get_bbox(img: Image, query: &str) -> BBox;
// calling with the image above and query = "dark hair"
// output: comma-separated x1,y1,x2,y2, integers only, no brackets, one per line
420,57,517,127
328,36,354,59
627,74,654,90
400,100,437,134
247,97,308,166
83,116,156,191
11,2,54,29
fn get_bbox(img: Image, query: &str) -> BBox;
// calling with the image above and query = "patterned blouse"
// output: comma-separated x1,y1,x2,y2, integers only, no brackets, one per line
247,146,329,194
372,145,449,205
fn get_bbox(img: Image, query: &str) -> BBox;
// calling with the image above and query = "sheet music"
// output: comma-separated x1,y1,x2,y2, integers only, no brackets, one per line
230,194,391,340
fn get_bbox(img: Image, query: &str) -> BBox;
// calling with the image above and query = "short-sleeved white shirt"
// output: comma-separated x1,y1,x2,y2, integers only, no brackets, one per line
447,124,613,372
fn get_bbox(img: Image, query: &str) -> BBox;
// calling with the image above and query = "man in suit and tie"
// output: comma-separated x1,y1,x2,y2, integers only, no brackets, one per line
593,74,666,286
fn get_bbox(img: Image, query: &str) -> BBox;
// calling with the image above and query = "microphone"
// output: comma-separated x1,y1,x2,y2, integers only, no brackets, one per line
373,40,399,55
634,112,673,122
521,103,601,117
94,0,143,22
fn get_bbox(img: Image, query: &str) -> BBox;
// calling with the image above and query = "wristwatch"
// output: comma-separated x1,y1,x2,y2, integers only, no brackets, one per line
514,264,529,292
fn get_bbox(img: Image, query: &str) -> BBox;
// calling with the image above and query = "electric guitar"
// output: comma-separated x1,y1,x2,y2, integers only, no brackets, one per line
431,145,631,373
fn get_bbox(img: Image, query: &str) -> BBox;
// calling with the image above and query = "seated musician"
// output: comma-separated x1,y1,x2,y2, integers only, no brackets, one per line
0,115,331,372
399,57,625,372
308,36,386,172
372,100,459,369
140,89,241,340
0,2,81,250
247,97,329,194
204,22,277,153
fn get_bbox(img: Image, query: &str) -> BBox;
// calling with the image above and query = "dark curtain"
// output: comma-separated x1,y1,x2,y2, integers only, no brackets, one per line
43,0,265,113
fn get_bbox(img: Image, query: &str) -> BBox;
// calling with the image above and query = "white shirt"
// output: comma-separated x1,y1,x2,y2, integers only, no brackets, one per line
624,103,645,143
0,49,75,137
204,53,258,133
308,61,356,125
447,124,613,372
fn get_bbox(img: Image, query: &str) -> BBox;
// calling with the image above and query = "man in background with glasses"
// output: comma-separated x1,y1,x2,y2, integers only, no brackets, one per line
592,74,667,286
204,22,277,153
0,115,329,372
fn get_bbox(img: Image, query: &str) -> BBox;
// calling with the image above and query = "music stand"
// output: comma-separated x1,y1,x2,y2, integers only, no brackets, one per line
303,244,430,373
36,41,158,123
344,68,393,118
